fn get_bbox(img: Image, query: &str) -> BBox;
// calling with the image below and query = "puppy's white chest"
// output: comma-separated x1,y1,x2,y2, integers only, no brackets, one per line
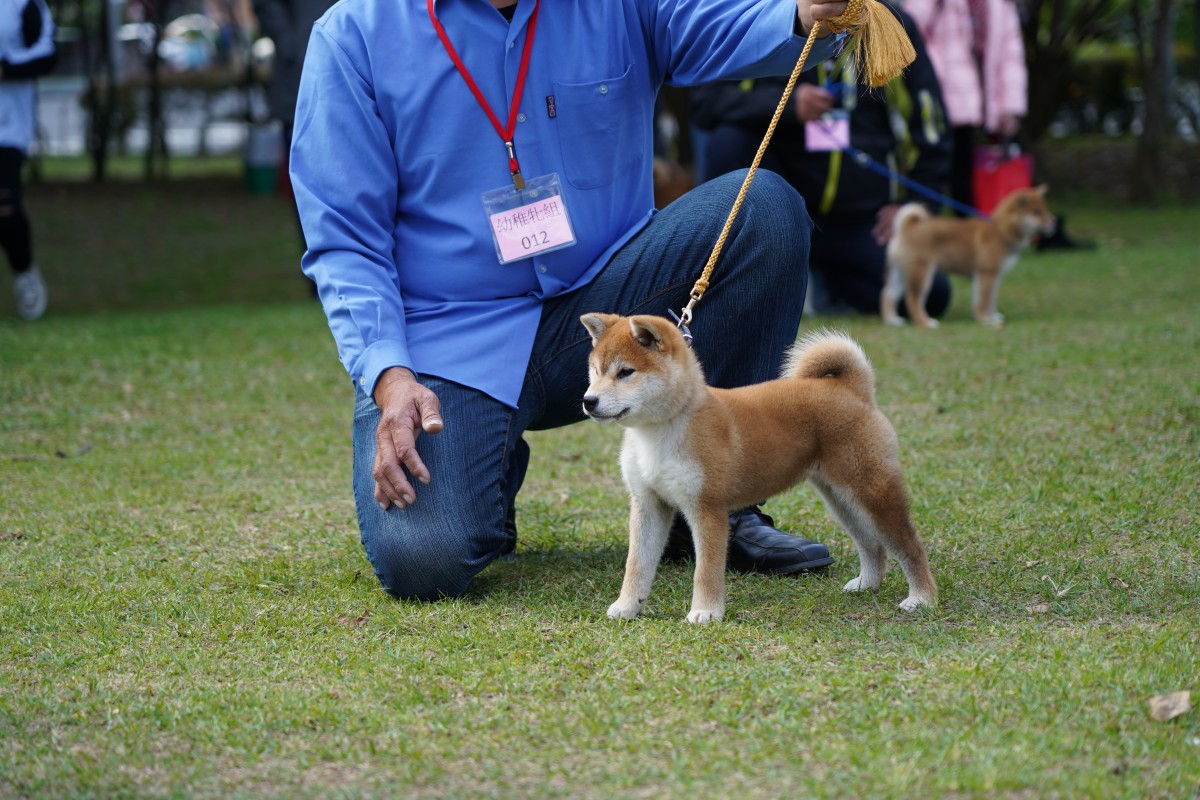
621,428,704,506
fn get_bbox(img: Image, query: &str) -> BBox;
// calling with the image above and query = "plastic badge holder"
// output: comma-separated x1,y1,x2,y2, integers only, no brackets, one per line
482,173,577,264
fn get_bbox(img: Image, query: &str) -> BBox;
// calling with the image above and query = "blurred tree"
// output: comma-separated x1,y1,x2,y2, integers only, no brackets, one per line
52,0,172,180
1019,0,1127,143
143,0,170,180
1132,0,1177,202
88,0,118,180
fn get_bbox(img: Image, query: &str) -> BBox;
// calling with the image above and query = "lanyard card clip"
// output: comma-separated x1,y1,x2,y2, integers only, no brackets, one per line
505,141,526,190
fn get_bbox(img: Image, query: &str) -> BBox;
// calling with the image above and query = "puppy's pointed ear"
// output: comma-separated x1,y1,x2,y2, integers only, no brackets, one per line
628,316,664,350
1036,184,1049,195
580,312,618,344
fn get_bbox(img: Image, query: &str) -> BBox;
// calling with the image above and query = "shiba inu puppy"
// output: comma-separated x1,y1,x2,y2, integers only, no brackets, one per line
580,313,936,624
882,186,1057,329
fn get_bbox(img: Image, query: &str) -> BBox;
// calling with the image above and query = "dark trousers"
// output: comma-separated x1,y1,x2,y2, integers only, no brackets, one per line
0,147,33,275
950,125,978,216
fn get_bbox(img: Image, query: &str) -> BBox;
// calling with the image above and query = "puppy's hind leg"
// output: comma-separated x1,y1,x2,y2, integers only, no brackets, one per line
811,476,889,594
844,468,937,611
608,491,674,620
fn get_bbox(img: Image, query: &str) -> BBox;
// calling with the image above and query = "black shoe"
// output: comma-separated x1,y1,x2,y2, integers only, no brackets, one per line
663,506,833,575
1037,215,1096,251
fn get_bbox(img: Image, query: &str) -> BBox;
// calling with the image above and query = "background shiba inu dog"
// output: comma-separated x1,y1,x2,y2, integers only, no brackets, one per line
580,313,936,624
882,186,1057,329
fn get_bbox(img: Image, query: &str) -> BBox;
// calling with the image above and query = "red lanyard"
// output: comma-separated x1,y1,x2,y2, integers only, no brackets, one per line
428,0,541,190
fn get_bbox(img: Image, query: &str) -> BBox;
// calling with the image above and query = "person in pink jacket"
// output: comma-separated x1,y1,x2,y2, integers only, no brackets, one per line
900,0,1027,213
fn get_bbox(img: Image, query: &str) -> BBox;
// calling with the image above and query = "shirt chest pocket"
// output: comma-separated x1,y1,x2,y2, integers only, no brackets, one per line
551,66,646,190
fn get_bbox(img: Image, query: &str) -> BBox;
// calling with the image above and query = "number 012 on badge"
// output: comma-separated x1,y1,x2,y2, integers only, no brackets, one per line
482,173,577,264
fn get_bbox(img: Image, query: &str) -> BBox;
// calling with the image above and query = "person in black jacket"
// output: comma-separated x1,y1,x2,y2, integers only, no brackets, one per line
691,5,952,318
0,0,56,320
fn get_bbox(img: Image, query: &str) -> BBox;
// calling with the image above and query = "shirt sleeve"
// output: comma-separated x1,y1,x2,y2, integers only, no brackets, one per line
646,0,839,87
290,23,412,396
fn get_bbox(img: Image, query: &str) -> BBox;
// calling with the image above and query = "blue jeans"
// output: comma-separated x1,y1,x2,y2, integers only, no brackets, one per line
353,169,812,600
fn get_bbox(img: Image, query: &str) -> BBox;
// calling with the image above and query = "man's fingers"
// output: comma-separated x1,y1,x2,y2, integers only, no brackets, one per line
371,377,443,506
813,0,848,20
373,431,417,509
394,435,432,487
419,395,444,435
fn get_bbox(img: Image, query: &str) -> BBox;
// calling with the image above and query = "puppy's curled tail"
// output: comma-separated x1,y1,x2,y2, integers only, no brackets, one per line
781,329,876,405
891,202,929,236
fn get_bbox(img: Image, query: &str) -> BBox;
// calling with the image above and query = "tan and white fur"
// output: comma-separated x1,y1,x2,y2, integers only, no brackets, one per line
882,185,1057,329
580,313,936,624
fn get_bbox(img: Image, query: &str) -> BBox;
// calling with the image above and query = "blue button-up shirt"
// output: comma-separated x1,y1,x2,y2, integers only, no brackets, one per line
292,0,834,407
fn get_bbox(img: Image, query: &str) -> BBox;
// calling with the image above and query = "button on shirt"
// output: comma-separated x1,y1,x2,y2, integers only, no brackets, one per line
292,0,834,408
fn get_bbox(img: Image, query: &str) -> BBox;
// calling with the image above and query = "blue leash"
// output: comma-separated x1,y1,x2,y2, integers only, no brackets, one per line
841,143,988,219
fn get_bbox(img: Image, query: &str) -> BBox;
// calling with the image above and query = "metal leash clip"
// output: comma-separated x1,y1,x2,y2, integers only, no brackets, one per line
667,308,694,347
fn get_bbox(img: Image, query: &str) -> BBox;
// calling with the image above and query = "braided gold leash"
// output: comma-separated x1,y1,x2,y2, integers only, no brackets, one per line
677,0,914,329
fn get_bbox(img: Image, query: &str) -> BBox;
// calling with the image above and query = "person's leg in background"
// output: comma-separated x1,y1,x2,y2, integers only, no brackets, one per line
809,214,951,319
703,124,786,186
0,147,45,320
949,125,978,217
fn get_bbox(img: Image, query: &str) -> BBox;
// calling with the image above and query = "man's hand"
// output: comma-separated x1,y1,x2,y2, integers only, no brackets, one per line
794,84,835,122
795,0,849,36
371,367,444,510
873,204,902,245
997,113,1022,140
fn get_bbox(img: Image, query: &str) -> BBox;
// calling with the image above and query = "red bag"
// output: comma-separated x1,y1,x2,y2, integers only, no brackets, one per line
973,145,1033,214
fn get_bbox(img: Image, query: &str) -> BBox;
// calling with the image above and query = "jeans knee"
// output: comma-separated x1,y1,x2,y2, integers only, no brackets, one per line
367,534,469,601
750,171,811,241
359,512,504,602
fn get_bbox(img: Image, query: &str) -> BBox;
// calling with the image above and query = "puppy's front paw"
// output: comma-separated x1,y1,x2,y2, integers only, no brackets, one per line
843,576,880,593
920,318,940,329
685,608,723,624
607,598,644,621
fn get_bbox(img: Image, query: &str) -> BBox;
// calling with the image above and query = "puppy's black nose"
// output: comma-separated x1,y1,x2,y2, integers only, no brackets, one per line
582,395,599,413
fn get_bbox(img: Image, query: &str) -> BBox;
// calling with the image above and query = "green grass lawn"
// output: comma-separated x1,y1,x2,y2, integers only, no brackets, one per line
1,172,1197,798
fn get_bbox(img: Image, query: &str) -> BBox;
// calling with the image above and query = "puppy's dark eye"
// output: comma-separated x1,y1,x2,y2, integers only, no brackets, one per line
616,367,635,380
